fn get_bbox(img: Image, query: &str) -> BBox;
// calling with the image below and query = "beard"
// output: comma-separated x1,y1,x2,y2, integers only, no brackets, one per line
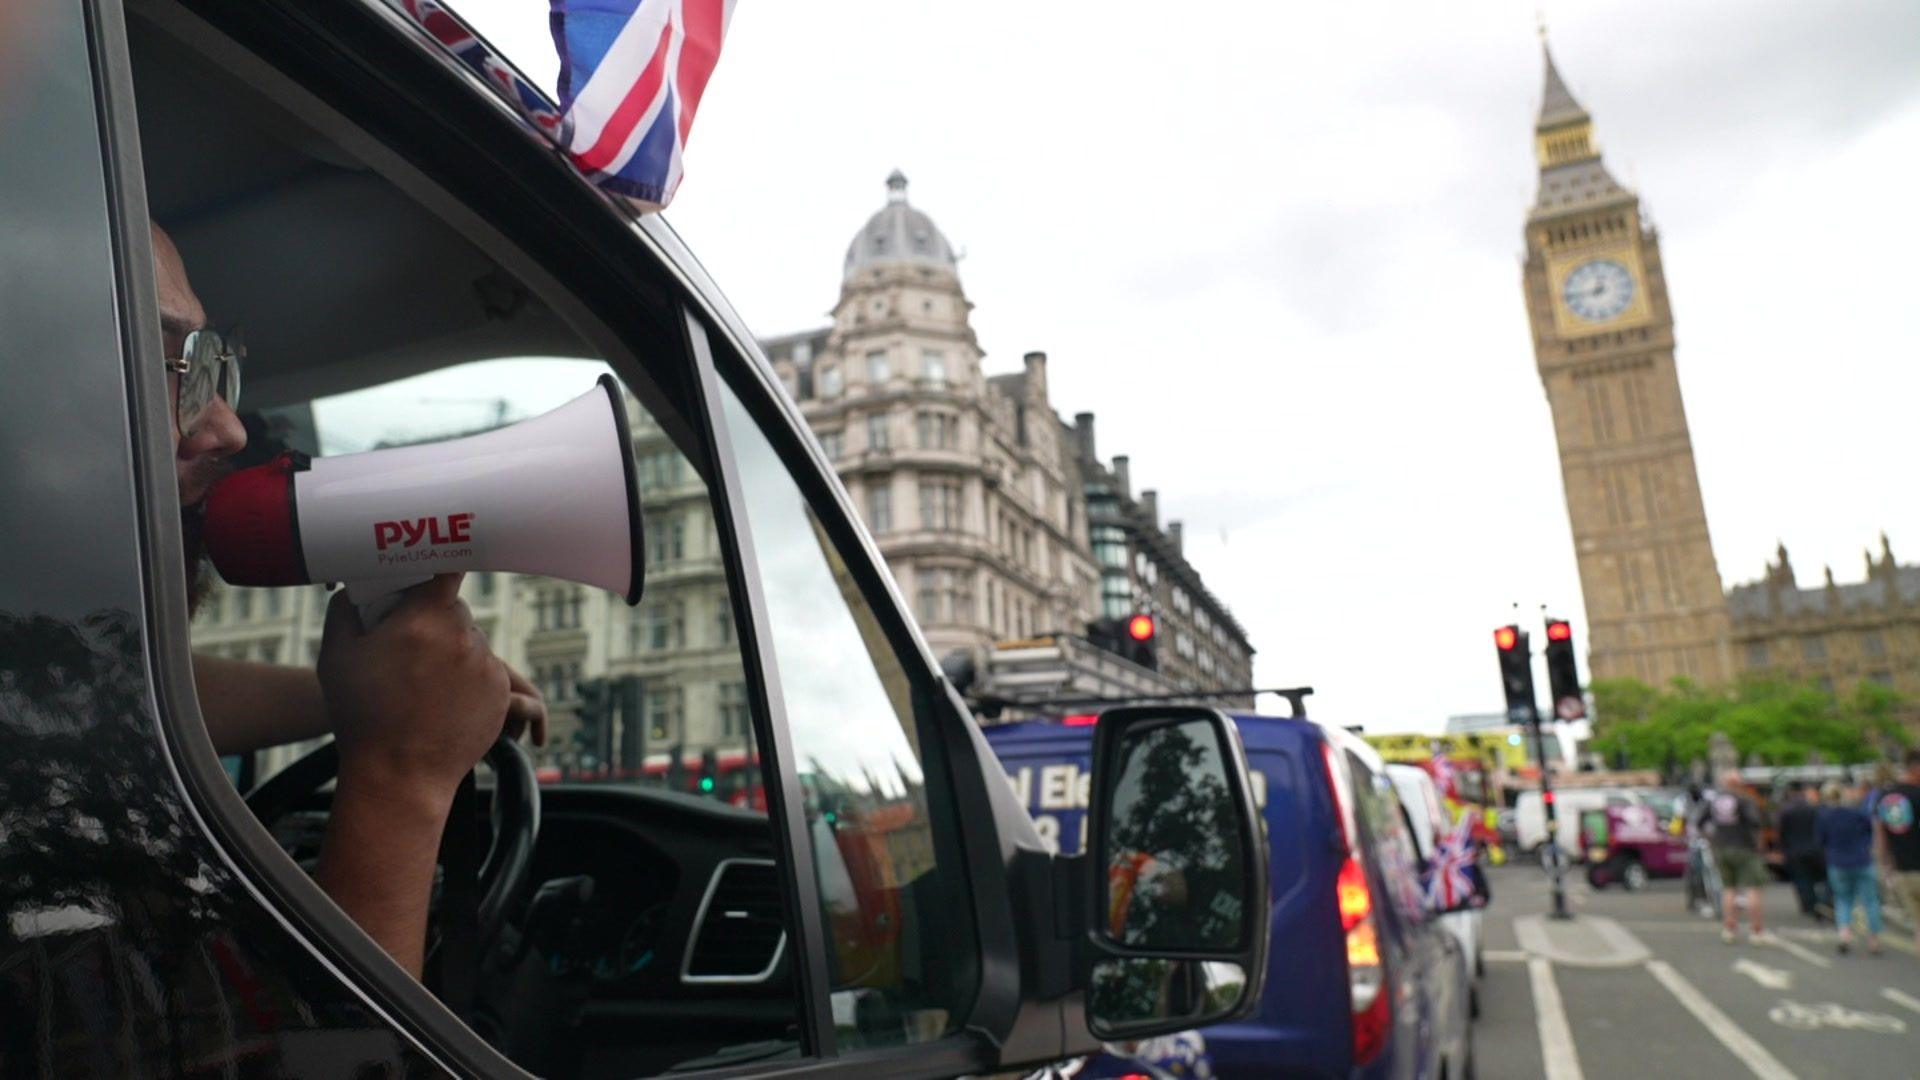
180,505,216,617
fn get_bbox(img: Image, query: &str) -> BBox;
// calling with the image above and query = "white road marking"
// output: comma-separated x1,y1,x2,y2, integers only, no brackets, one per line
1766,1000,1906,1034
1732,958,1793,991
1483,949,1529,964
1763,933,1833,970
1883,987,1920,1016
1646,959,1797,1080
1528,957,1585,1080
1514,914,1651,968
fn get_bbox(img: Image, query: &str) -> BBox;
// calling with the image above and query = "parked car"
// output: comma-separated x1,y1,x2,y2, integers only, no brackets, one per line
987,714,1475,1079
0,4,1273,1076
1580,803,1689,890
1386,764,1485,1009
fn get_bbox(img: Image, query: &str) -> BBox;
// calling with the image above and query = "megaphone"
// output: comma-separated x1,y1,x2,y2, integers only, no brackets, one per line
203,374,644,621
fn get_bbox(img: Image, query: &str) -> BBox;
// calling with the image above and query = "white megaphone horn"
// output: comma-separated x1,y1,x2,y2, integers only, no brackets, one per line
203,374,644,623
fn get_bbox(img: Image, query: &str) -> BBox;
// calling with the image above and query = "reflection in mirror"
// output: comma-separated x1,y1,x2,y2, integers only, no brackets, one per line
1088,958,1247,1036
1102,718,1247,951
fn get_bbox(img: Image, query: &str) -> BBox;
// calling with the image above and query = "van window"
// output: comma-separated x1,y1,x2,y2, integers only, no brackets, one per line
134,20,799,1071
720,379,979,1050
1245,750,1305,903
1344,754,1426,926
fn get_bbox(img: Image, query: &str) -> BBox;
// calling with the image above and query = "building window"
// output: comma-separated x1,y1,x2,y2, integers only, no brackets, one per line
648,600,686,650
916,411,958,450
719,681,751,737
236,591,253,620
920,480,962,531
818,365,843,397
647,686,685,743
917,572,943,624
867,481,893,534
1863,632,1887,658
648,516,686,565
476,571,496,598
922,350,947,384
266,591,282,617
258,638,282,664
867,349,891,383
1801,636,1828,663
819,429,844,460
1746,642,1769,668
867,412,891,452
714,598,736,646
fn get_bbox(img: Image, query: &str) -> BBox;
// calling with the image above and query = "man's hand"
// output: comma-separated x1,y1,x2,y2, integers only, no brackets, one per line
317,572,509,796
505,666,548,748
312,572,511,976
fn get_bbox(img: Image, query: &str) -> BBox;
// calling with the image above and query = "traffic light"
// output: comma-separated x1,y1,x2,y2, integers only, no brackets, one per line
1493,624,1537,726
1543,617,1585,721
614,674,644,771
1087,613,1158,671
573,677,612,774
1124,613,1157,671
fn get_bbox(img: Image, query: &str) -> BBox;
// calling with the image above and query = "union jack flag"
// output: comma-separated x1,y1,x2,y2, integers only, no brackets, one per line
553,0,737,208
1424,813,1480,912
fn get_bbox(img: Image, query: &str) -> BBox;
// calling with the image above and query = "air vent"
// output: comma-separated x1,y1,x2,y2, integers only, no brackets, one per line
682,859,786,983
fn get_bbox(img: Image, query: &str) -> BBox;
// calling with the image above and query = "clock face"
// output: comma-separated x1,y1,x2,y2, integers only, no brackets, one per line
1563,258,1635,322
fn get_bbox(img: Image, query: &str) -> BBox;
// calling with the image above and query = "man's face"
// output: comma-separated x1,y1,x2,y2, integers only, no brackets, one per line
155,225,247,609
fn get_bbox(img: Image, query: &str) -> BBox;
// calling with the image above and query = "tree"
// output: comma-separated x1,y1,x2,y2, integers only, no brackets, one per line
1588,674,1910,769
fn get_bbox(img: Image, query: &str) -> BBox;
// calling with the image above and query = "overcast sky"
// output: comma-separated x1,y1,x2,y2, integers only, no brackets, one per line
442,0,1920,733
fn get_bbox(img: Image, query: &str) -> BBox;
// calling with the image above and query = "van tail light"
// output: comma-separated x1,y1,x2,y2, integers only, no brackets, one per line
1323,740,1391,1067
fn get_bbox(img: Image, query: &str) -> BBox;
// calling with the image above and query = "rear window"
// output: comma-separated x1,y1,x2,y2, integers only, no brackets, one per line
1344,753,1425,924
1245,750,1305,903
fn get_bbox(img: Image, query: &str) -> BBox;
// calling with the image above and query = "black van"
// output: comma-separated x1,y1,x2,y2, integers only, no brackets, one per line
0,3,1268,1075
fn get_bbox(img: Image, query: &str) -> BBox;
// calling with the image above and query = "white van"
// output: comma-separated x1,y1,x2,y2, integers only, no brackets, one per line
1514,788,1644,857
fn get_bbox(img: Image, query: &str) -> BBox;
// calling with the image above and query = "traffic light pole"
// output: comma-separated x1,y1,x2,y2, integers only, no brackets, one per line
1530,708,1572,920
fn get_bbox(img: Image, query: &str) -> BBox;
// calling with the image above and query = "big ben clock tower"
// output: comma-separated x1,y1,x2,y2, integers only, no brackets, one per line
1523,46,1732,687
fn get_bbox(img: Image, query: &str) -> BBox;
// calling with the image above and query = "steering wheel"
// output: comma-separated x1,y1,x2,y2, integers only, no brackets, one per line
245,734,542,955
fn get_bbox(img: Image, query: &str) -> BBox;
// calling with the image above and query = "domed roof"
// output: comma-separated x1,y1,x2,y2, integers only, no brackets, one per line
843,170,957,279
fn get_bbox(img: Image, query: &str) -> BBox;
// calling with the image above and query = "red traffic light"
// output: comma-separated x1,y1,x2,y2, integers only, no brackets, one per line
1127,614,1156,642
1546,620,1572,642
1493,626,1519,651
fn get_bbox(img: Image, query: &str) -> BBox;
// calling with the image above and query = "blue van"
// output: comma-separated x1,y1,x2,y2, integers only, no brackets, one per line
988,713,1474,1079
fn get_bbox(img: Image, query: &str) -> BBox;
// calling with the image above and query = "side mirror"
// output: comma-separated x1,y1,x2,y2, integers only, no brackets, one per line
1083,707,1269,1040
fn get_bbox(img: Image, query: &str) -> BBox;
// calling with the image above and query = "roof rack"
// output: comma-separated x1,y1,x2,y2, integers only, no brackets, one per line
969,686,1314,720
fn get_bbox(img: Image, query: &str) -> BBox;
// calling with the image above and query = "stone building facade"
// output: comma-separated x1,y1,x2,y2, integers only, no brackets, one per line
766,172,1097,666
1727,536,1920,705
1522,47,1733,687
1073,416,1254,696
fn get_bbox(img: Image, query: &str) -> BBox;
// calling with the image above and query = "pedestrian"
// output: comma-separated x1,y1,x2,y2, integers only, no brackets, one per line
1817,779,1882,955
1695,769,1772,943
1777,782,1826,921
1870,748,1920,956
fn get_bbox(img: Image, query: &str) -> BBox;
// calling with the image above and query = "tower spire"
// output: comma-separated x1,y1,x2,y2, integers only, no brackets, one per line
1537,42,1590,132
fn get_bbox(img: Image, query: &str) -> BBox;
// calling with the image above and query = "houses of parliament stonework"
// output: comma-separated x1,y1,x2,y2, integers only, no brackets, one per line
1526,48,1920,715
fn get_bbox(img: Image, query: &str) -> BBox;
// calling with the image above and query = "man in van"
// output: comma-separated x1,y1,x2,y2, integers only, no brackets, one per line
154,224,543,977
1694,770,1773,944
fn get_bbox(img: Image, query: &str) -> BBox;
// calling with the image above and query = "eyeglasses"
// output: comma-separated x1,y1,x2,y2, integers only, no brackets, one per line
164,326,244,435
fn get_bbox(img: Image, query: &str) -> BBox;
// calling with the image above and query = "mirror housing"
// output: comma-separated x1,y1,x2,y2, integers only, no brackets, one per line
1080,706,1269,1040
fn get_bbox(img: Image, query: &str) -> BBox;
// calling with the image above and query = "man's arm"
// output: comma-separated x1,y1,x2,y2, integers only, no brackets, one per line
193,654,328,755
311,573,511,978
195,643,547,758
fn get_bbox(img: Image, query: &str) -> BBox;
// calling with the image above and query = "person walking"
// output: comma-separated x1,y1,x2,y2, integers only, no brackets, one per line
1778,783,1826,921
1697,770,1772,943
1818,780,1882,955
1870,749,1920,956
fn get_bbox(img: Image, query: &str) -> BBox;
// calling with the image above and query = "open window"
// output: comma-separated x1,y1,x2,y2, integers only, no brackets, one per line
128,9,802,1075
